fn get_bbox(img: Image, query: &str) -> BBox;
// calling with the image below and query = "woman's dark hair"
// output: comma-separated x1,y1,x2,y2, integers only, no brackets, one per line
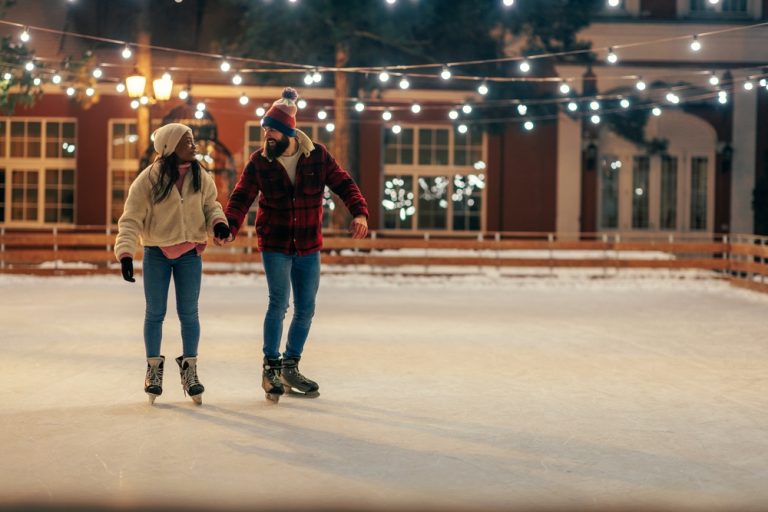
150,152,203,203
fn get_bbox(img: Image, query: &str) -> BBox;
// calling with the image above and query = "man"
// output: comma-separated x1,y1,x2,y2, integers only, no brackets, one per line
221,87,369,403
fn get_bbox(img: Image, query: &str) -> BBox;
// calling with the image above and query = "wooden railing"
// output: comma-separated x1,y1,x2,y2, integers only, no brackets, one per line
0,226,742,274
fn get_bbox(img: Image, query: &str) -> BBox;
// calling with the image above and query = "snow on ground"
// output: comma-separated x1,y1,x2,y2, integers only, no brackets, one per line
0,272,767,511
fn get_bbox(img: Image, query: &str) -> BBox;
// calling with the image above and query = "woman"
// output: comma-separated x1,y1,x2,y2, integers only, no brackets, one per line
114,123,231,405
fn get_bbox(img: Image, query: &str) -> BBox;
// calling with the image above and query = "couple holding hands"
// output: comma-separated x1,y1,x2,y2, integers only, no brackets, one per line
115,88,369,405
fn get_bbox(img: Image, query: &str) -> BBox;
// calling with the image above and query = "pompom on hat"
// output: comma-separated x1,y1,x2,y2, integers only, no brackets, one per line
261,87,299,137
153,123,192,157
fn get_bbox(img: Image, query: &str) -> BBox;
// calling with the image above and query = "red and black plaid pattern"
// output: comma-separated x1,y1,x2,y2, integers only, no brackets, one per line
225,143,369,255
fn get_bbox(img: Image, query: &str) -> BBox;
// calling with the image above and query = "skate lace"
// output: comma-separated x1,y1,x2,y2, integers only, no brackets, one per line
182,365,200,388
147,365,163,386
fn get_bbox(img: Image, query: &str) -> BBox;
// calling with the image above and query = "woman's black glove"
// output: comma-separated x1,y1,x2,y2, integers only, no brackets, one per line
120,257,135,282
213,222,231,241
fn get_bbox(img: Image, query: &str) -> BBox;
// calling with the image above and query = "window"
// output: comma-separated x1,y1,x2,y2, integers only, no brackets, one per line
660,156,678,230
417,175,449,229
111,121,139,160
11,120,41,158
382,175,415,229
109,120,140,225
418,128,449,166
690,157,708,230
11,170,39,222
44,169,75,223
690,0,747,12
382,124,485,231
1,118,78,225
632,156,650,229
452,174,485,231
599,155,620,229
384,127,414,165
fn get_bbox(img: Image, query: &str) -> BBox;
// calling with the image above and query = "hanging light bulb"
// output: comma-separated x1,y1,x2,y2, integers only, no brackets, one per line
517,104,527,115
232,74,243,85
325,123,335,132
665,92,680,104
477,82,489,95
196,102,206,111
24,61,35,72
66,87,75,96
20,27,30,43
312,70,322,83
139,95,149,105
440,67,452,80
620,98,630,109
462,104,472,114
85,87,95,97
220,60,231,72
567,101,578,112
194,110,204,120
457,124,468,134
256,106,266,117
590,100,600,110
606,47,618,64
239,93,249,105
709,72,720,86
743,80,754,91
411,103,421,114
317,110,328,120
591,114,601,124
52,74,62,85
718,90,728,104
92,67,103,79
354,101,365,112
607,0,621,6
652,107,662,116
33,77,41,86
392,124,402,134
178,89,189,100
519,60,531,73
399,76,410,89
502,0,514,6
297,99,307,109
690,35,701,52
382,110,392,121
448,110,459,120
116,83,125,93
524,120,534,131
636,78,647,91
130,100,139,109
121,45,132,59
304,72,314,85
379,70,390,82
559,81,571,94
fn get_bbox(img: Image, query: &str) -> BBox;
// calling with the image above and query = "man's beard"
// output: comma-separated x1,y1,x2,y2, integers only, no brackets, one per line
265,134,290,159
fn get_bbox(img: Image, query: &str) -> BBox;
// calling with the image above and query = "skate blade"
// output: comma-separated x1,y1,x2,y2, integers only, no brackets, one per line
191,395,203,405
265,392,281,403
284,386,320,398
147,394,159,405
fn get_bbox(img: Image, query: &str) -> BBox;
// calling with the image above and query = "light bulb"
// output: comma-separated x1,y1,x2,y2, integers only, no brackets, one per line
690,35,701,52
519,60,530,73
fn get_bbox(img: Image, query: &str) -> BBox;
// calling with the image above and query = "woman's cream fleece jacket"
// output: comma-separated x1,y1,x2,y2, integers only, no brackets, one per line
114,162,227,260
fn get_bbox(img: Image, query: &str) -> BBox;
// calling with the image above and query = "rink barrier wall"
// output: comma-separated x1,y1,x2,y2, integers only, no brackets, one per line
0,227,766,292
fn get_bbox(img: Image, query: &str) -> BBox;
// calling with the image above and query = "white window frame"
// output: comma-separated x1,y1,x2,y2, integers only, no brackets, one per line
382,123,487,233
0,117,77,227
107,119,141,227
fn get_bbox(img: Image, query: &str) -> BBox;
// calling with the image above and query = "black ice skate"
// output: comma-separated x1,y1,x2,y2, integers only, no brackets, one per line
175,356,204,405
262,358,285,403
144,356,165,405
280,357,320,398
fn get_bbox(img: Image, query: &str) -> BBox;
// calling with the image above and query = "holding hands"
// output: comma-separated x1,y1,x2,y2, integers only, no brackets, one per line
349,215,368,240
213,222,233,246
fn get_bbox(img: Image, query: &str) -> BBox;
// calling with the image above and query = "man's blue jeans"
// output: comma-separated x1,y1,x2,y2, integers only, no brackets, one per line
142,246,202,358
261,251,321,360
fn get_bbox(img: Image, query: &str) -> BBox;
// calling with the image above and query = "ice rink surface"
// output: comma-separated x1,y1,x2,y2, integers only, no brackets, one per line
1,272,767,511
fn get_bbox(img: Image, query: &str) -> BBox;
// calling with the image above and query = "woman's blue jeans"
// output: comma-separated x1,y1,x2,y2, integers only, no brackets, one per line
142,246,202,358
261,251,321,360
